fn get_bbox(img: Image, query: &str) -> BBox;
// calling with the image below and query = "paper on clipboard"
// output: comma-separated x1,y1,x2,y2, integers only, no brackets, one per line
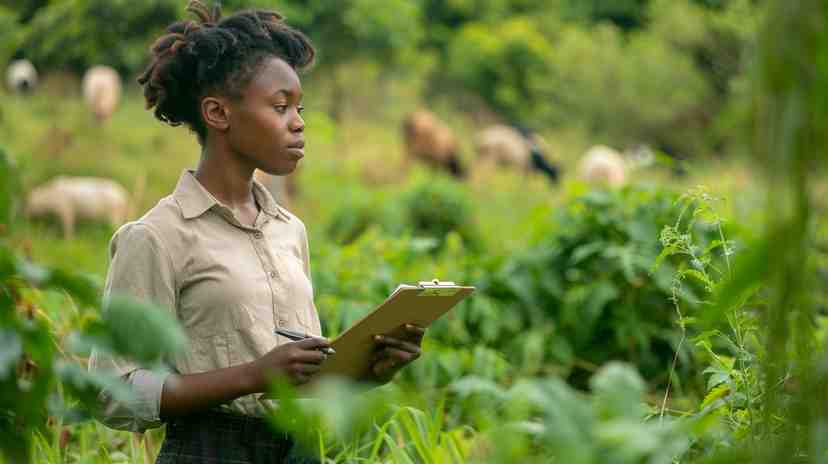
315,280,474,381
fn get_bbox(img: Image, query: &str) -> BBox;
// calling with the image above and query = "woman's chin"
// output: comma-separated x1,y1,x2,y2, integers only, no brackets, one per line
261,162,299,177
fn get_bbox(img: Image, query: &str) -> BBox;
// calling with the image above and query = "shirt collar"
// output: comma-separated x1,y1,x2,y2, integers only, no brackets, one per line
251,176,290,222
173,170,290,222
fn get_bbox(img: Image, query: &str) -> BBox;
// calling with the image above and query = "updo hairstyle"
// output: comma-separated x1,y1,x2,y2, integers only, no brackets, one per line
137,0,315,143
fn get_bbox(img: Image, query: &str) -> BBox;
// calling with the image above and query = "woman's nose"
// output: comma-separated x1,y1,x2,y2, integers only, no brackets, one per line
290,112,304,132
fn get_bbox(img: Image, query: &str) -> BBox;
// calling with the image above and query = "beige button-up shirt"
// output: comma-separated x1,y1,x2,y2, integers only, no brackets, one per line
88,170,322,431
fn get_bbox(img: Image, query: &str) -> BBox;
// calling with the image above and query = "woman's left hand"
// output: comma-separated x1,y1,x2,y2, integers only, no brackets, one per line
369,324,426,383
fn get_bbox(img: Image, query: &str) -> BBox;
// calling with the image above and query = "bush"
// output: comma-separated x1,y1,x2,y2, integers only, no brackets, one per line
446,16,554,123
401,177,481,251
480,185,703,387
326,195,403,246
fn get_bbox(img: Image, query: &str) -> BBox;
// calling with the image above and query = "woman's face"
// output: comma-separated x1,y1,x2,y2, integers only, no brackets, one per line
226,56,305,176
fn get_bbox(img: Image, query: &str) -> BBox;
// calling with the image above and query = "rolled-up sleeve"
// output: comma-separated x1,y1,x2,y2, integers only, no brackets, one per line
88,222,177,432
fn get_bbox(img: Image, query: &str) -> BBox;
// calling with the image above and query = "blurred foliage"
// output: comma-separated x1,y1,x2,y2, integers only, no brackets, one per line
325,175,479,251
446,16,553,124
0,147,17,232
2,0,761,157
0,147,187,462
480,186,706,386
401,177,481,251
9,0,182,76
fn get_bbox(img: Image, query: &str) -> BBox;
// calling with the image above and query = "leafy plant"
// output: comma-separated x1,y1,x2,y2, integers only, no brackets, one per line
0,148,186,462
400,177,481,252
481,185,699,387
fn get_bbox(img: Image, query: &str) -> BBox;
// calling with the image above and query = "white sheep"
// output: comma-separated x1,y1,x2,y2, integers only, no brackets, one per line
6,59,38,94
474,125,560,183
25,176,130,239
578,145,627,187
474,125,532,170
82,66,122,123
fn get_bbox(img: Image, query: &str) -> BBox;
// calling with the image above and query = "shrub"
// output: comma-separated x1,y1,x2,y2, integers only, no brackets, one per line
480,185,705,387
400,177,480,251
325,195,402,246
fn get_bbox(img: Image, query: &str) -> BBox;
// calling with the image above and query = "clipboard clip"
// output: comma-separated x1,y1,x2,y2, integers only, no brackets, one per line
417,279,460,296
418,279,457,287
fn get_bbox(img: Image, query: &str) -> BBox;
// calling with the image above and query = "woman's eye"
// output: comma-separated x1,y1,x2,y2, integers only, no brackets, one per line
297,105,305,114
273,105,287,113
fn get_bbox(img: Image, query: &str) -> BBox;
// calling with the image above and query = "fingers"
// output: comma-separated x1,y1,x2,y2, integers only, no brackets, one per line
285,354,325,385
292,362,322,376
404,324,426,340
289,347,328,364
295,336,331,350
370,345,421,368
374,334,422,355
373,358,397,377
380,346,420,362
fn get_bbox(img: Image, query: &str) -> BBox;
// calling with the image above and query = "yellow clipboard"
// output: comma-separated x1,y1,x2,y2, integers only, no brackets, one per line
317,280,475,380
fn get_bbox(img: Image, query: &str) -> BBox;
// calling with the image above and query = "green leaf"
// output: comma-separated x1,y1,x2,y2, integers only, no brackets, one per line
0,147,16,232
705,238,768,327
700,383,730,411
94,294,188,363
590,362,647,420
681,269,714,291
54,360,135,416
0,329,22,379
449,376,506,401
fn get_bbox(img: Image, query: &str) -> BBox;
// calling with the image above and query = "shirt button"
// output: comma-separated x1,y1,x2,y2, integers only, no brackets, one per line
253,231,263,239
278,318,288,326
268,271,277,278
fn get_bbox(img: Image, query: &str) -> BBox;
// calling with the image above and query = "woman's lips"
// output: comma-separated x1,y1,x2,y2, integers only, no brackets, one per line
286,146,304,160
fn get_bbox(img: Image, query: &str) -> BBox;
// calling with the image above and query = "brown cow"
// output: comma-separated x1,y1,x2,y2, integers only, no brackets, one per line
402,110,465,178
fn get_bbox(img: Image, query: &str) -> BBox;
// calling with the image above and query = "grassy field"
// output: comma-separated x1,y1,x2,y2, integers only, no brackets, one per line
0,75,786,463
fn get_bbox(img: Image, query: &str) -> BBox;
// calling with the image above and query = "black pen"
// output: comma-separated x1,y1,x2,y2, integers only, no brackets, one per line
275,328,336,355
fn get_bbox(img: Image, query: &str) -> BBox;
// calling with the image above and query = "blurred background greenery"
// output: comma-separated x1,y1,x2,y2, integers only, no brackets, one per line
1,0,827,463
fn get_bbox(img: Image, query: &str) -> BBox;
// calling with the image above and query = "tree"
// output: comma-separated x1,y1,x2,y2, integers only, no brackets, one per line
271,0,425,121
12,0,182,77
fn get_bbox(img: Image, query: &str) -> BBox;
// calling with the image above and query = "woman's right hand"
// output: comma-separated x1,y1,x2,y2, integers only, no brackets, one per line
245,337,331,391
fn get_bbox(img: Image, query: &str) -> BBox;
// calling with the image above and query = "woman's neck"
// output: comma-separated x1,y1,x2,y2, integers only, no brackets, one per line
194,146,257,212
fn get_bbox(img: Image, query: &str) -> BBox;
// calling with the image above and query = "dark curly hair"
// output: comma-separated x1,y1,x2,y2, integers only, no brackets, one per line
137,0,315,143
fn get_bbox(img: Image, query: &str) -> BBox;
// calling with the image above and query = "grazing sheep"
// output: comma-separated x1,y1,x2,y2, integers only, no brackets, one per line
578,145,627,187
25,176,130,239
6,59,38,94
402,110,465,179
474,124,560,183
253,170,296,210
82,66,122,123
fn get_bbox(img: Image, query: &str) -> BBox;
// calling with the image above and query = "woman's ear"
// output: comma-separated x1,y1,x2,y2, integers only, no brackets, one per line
202,96,231,132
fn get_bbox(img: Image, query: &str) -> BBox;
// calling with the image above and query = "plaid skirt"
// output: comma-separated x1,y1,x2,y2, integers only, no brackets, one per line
155,410,319,464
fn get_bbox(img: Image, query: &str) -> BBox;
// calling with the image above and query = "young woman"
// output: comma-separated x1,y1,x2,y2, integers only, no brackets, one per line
88,2,425,462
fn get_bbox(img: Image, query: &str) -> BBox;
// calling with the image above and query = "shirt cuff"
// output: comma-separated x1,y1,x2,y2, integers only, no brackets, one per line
97,368,171,432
